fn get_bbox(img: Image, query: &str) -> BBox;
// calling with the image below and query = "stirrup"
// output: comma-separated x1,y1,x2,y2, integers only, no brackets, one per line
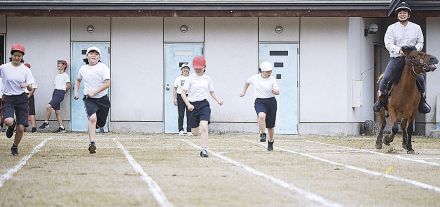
419,102,431,114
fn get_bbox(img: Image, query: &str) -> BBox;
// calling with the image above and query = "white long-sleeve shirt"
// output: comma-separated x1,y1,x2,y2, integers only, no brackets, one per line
384,21,424,58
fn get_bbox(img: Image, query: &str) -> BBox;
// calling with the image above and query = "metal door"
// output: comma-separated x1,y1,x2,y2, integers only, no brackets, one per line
71,42,110,132
164,43,203,133
259,43,298,134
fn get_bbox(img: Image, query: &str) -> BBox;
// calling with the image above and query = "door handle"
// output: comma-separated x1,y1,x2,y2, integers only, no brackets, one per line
165,84,170,91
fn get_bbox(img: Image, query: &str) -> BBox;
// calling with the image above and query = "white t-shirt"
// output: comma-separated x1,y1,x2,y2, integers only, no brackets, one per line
77,62,110,98
182,73,214,102
173,75,189,94
0,62,35,96
54,72,70,91
246,74,279,99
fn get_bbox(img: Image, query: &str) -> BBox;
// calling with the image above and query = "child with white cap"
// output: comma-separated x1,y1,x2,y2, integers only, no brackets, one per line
173,63,192,136
74,46,110,154
240,61,279,151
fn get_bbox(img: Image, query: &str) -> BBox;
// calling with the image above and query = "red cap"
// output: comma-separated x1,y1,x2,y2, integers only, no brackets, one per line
193,56,206,69
11,43,25,55
24,63,31,69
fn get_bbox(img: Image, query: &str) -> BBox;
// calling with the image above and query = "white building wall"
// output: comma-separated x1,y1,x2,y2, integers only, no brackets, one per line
7,17,71,121
164,17,204,42
111,17,163,132
205,17,258,132
347,18,380,123
426,17,440,136
299,17,353,135
71,17,110,41
259,17,299,42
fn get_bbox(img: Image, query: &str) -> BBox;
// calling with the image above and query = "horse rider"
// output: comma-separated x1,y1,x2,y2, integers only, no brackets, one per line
373,1,430,114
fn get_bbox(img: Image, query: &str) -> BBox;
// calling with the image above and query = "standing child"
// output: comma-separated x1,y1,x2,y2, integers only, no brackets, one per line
0,76,4,132
74,46,110,154
0,43,35,155
240,61,279,151
181,56,223,157
39,60,70,133
173,63,192,136
24,63,38,133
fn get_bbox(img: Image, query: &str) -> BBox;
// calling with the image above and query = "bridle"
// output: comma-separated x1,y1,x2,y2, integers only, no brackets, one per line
407,53,429,77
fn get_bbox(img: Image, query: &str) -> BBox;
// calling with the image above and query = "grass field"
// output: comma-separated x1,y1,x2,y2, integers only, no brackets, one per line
1,132,440,207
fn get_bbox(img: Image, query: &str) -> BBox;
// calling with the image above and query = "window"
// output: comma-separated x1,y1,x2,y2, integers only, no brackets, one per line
0,34,4,64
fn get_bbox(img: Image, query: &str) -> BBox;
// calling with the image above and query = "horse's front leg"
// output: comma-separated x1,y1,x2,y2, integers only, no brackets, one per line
376,109,386,149
406,120,415,154
384,113,398,145
400,119,408,150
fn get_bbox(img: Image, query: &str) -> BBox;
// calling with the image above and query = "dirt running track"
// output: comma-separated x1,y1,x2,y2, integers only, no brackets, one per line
1,132,439,207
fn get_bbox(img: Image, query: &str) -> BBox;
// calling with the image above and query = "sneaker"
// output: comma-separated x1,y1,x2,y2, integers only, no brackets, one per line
54,126,66,133
267,140,274,151
6,122,16,138
39,122,49,129
187,132,193,136
88,143,96,154
260,133,266,142
178,130,184,136
31,127,37,133
99,127,105,133
11,145,18,156
200,149,208,158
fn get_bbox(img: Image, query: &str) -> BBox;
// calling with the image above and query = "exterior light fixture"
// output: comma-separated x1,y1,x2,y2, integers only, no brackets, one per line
180,25,188,33
86,25,95,33
364,23,378,36
274,25,283,34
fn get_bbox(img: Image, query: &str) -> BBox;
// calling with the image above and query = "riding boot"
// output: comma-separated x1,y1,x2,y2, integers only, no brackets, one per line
418,93,431,114
373,92,384,112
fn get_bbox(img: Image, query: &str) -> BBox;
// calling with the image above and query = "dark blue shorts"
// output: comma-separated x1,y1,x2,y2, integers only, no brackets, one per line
49,89,66,110
189,99,211,128
254,97,277,128
83,95,111,128
2,93,29,127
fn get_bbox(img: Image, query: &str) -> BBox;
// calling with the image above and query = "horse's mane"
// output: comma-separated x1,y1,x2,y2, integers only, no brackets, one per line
377,46,418,86
394,46,418,84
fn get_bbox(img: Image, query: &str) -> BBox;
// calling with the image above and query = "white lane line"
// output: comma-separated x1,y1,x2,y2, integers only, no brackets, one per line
244,140,440,194
0,137,52,188
180,139,342,207
305,140,440,167
414,158,440,160
114,139,173,207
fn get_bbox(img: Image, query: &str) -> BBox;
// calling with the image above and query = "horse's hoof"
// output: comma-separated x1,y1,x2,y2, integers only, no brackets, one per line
407,149,415,154
375,142,382,150
402,144,408,151
383,135,391,145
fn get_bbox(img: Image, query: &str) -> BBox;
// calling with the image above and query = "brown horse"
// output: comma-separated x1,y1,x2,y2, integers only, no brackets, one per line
376,46,438,153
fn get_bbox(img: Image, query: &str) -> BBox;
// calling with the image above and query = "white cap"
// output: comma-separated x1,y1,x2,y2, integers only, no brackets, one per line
260,61,273,72
180,63,190,70
86,46,101,55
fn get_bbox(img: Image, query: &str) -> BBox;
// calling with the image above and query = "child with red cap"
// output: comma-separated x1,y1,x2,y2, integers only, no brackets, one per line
39,60,70,133
23,63,38,133
181,56,223,158
0,43,35,155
